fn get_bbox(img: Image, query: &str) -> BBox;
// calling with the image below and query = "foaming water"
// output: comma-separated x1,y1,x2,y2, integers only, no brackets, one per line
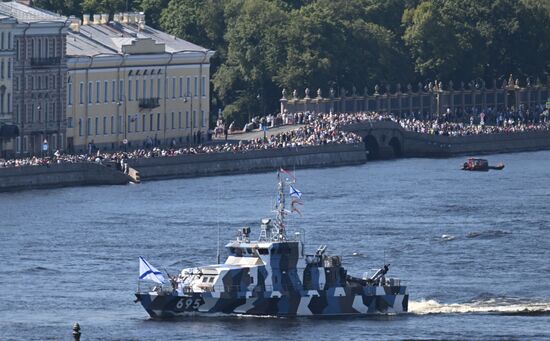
410,297,550,316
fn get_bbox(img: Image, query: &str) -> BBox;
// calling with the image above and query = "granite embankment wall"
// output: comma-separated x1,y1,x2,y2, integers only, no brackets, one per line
403,130,550,157
0,162,129,192
344,120,550,158
127,143,367,180
0,143,367,191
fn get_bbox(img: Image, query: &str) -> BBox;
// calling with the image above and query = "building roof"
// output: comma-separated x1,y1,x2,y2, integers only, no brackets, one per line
67,20,209,57
0,1,66,23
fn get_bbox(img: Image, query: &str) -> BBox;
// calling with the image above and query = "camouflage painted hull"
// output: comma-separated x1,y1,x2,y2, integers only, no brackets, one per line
136,286,408,318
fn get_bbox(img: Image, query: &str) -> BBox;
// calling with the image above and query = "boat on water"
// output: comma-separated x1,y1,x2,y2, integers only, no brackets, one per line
461,158,505,171
135,170,408,318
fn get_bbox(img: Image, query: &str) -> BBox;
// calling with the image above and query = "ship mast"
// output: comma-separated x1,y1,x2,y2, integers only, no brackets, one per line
274,171,289,241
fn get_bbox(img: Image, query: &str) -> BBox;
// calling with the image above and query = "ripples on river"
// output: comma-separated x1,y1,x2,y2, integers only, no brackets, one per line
1,151,549,340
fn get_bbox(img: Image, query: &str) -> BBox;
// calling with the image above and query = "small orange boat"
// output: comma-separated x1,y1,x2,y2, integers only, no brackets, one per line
461,158,505,171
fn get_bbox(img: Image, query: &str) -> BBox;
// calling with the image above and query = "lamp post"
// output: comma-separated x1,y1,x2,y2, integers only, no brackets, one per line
38,104,46,156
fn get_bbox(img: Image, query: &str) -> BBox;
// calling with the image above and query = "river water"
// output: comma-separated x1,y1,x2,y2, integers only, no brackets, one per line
1,151,550,340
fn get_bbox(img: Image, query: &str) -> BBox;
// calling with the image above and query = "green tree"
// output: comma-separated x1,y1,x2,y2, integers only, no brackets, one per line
136,0,169,29
212,0,288,124
33,0,82,16
276,0,412,95
81,0,135,15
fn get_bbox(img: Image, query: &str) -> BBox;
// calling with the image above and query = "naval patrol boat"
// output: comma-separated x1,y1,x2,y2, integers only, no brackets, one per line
135,171,408,317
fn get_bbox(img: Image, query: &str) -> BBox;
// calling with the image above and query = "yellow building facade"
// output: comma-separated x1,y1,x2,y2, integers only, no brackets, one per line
66,13,214,153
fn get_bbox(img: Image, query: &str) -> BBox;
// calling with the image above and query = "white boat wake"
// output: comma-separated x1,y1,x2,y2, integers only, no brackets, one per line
409,298,550,315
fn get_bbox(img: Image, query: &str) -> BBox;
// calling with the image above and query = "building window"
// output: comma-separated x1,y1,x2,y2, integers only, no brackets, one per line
194,77,198,96
95,117,99,135
87,117,92,135
172,77,176,98
112,80,116,102
7,32,11,49
96,81,100,103
1,60,4,79
150,78,154,98
103,116,107,135
111,115,115,134
88,82,92,104
179,77,183,98
171,112,174,129
104,81,108,103
143,79,146,98
201,76,206,97
186,77,190,97
67,117,73,128
79,82,83,104
23,136,28,153
193,110,197,127
8,59,11,79
127,115,132,133
15,40,19,60
142,114,146,132
178,112,182,129
119,80,124,101
128,79,132,101
157,78,161,98
201,110,206,127
134,114,139,132
157,113,161,131
149,113,153,131
186,111,189,128
78,119,83,136
135,79,139,100
68,81,73,106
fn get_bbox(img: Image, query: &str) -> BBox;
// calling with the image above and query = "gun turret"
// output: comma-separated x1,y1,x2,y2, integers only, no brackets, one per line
369,264,390,283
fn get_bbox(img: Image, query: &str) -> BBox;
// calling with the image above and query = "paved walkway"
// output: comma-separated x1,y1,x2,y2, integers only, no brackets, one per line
212,125,304,142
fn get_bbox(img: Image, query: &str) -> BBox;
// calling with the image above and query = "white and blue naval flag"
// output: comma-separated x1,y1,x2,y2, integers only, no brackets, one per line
289,185,302,199
139,256,166,284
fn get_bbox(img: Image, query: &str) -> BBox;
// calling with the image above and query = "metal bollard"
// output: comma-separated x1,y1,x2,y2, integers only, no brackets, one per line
72,322,81,341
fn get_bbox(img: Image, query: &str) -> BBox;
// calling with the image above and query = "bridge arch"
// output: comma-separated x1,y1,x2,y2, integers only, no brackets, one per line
389,137,402,158
363,135,379,159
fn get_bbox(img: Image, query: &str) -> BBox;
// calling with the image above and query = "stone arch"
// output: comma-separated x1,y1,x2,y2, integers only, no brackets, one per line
389,136,402,158
363,135,379,160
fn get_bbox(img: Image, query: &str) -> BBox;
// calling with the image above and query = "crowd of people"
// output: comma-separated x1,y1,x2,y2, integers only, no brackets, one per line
0,112,362,169
2,104,549,168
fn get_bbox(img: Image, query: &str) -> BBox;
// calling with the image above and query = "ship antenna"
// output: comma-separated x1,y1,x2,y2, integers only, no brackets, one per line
216,182,221,264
